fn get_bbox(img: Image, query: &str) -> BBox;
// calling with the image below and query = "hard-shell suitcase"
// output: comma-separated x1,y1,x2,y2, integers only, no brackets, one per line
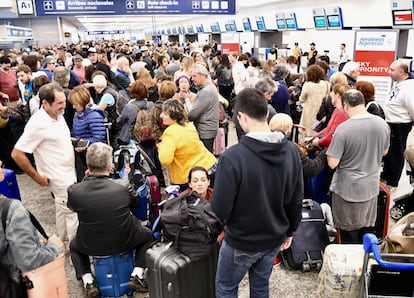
281,199,330,271
213,127,226,156
374,182,390,239
0,168,21,200
145,242,217,298
147,175,161,224
93,252,134,297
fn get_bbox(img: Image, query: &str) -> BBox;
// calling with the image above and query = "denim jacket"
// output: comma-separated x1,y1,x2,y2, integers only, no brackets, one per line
0,197,59,282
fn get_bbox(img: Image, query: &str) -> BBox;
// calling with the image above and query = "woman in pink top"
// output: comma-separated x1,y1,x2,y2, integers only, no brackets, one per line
309,83,350,148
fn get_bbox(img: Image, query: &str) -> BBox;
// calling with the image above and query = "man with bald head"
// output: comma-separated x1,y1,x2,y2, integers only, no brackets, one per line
381,59,414,191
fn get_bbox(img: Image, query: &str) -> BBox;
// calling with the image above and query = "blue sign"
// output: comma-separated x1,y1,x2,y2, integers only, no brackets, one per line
87,30,124,35
34,0,236,16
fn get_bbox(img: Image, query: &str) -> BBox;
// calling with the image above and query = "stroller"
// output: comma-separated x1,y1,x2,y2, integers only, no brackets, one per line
113,140,161,226
389,145,414,220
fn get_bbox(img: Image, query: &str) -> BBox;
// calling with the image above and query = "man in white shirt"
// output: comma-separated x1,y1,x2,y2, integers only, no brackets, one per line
338,43,349,71
381,59,414,191
12,82,78,244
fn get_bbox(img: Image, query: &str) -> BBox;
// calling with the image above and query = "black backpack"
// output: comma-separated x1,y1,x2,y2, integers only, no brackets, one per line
161,191,223,261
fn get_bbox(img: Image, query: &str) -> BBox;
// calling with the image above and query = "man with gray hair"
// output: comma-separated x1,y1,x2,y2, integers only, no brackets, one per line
12,82,79,247
341,61,360,88
327,89,390,244
189,64,219,152
68,142,154,297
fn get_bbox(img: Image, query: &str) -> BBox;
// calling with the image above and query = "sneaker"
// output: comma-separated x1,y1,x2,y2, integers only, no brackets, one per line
85,282,99,298
128,275,148,292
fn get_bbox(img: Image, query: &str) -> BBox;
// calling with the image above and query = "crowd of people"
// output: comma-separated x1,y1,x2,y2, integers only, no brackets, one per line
0,38,413,297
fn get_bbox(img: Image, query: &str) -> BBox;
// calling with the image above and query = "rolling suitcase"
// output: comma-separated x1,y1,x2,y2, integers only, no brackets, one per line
281,199,330,271
374,182,390,239
92,252,134,297
0,168,21,200
213,127,225,156
147,174,161,224
145,242,217,298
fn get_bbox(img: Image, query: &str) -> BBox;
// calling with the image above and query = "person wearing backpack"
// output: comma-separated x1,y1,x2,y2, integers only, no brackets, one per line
0,162,64,298
355,81,385,119
115,81,154,146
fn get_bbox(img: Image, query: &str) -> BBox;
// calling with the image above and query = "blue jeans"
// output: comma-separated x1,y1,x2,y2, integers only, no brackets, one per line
216,240,279,298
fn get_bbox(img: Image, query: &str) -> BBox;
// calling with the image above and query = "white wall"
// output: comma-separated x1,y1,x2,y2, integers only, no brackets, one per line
30,17,60,48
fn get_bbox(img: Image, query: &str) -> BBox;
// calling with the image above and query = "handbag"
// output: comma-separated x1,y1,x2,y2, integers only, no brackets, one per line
22,254,67,298
380,211,414,254
1,197,68,298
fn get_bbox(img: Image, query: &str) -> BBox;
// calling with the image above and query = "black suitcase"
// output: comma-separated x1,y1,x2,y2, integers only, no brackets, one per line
281,199,330,271
145,242,218,298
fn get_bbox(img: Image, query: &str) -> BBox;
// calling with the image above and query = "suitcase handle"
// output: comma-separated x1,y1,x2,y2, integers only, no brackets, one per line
363,233,414,270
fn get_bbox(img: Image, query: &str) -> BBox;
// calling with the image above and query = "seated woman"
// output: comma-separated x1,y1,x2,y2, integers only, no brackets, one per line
269,113,326,178
158,99,217,191
68,85,106,181
181,166,213,201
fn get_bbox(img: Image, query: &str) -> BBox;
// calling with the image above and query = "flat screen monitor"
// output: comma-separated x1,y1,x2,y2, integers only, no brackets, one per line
196,25,204,33
285,18,296,29
243,18,252,31
314,15,327,28
230,21,237,31
276,19,286,30
392,9,413,25
256,17,266,31
327,15,341,27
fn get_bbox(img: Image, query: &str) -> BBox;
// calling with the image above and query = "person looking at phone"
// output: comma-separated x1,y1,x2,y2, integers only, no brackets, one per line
68,85,106,181
69,85,106,147
11,82,79,247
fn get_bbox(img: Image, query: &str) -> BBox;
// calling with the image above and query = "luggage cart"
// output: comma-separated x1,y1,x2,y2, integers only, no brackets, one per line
359,233,414,298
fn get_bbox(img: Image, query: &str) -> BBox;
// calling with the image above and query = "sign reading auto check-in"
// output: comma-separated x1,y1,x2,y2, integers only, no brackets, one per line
33,0,236,15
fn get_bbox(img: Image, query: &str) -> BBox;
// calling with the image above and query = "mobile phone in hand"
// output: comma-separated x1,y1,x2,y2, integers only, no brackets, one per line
75,139,89,148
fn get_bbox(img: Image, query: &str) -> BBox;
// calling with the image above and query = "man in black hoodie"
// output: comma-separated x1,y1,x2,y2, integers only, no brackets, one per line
211,88,303,298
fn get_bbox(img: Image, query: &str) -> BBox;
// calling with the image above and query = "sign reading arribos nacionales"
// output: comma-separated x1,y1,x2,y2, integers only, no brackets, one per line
33,0,236,16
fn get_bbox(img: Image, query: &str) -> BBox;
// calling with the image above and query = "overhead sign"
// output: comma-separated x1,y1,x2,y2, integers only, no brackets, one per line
87,30,125,35
353,29,399,103
16,0,35,15
34,0,236,16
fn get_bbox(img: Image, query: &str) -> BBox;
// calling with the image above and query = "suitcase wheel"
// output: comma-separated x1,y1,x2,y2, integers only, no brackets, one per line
302,263,310,271
390,205,404,221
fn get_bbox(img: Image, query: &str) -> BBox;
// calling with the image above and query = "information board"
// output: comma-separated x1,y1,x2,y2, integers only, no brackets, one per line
353,29,399,103
34,0,236,16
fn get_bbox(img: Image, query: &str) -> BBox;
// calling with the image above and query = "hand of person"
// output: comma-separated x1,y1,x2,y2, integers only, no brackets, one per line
280,236,293,251
312,137,319,146
48,234,64,252
35,175,49,186
74,146,86,153
1,93,9,100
